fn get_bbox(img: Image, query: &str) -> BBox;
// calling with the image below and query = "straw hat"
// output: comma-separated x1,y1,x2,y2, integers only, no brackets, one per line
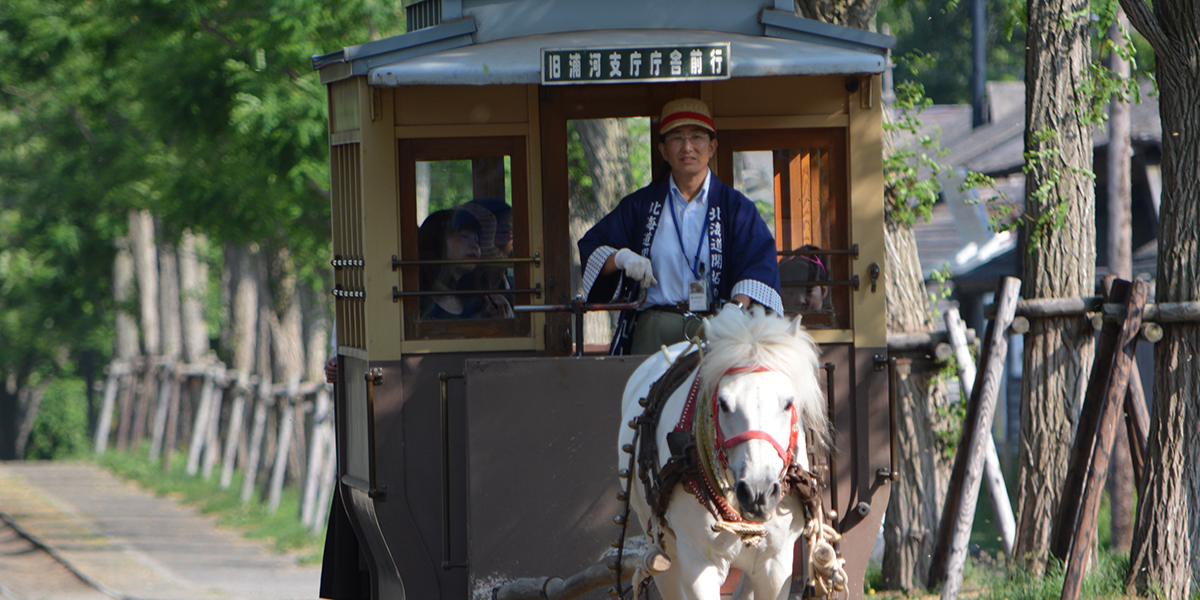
659,98,715,135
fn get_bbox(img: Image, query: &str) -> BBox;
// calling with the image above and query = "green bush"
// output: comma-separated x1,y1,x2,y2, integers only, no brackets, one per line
25,378,90,460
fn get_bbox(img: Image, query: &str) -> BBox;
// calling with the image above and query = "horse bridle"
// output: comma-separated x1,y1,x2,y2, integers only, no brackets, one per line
709,366,800,472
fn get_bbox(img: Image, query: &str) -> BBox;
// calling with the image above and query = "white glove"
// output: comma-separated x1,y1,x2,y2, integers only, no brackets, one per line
613,248,657,289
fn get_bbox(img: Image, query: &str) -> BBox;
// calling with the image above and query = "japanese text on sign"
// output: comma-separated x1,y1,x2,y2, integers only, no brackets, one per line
542,43,731,85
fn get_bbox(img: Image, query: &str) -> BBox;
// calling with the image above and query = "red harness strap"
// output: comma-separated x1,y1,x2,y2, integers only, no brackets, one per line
709,366,799,468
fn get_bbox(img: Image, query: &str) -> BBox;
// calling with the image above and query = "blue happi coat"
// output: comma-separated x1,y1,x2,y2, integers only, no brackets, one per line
578,174,782,354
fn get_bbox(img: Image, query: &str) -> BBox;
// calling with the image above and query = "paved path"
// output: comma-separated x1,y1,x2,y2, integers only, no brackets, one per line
0,461,321,600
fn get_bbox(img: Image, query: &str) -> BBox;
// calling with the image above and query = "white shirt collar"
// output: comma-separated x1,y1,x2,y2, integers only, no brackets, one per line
668,169,712,206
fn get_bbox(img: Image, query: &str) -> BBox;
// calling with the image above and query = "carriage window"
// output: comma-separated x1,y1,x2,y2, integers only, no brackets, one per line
567,118,653,347
399,138,531,340
732,150,776,235
727,130,849,329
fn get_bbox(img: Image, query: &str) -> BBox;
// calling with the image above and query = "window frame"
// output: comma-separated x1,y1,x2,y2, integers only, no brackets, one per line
397,136,533,341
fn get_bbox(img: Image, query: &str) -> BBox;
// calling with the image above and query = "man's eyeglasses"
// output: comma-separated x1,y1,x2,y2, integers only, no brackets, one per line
664,133,711,146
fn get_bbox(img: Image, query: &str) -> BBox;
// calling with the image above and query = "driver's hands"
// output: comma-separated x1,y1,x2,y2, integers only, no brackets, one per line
483,294,515,319
324,357,338,384
613,248,657,289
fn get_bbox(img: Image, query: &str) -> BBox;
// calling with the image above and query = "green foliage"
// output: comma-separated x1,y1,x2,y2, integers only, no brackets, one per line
98,446,325,562
25,378,89,460
883,52,955,227
1020,128,1096,253
0,0,402,412
879,0,1026,105
926,263,955,324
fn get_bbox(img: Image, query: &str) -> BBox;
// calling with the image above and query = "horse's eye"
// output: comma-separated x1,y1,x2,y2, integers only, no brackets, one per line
718,398,731,413
783,398,794,411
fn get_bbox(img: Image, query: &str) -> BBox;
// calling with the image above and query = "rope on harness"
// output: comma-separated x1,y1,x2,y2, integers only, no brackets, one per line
800,497,847,598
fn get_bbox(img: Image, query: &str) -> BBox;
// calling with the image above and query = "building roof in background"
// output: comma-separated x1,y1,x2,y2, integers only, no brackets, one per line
903,79,1162,281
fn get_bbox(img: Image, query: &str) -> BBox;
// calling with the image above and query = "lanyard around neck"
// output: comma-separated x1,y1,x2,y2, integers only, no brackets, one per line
666,189,710,281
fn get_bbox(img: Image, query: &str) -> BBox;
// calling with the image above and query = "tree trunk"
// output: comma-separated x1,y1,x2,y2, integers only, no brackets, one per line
789,2,943,590
1014,0,1095,573
793,0,881,31
1118,0,1200,595
221,243,261,489
1104,8,1136,554
97,235,140,454
129,210,160,357
569,119,641,346
179,230,209,364
159,243,181,361
881,219,950,591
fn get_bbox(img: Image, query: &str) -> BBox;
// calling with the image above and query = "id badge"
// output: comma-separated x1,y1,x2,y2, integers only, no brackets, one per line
688,279,709,312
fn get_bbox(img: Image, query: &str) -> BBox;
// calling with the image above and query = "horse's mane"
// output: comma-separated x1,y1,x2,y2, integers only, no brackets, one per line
699,306,829,447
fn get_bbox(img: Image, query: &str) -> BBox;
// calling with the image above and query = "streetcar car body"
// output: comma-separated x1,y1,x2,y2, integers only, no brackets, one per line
313,2,893,599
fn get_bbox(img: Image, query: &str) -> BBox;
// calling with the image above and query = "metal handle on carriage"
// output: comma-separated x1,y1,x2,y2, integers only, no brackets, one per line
877,356,900,483
438,372,468,570
513,288,648,356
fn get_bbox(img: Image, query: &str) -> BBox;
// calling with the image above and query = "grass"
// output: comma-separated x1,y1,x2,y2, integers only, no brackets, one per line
862,490,1136,599
94,446,326,565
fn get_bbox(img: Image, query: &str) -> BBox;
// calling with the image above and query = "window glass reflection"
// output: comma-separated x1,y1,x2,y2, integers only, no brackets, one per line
415,156,515,321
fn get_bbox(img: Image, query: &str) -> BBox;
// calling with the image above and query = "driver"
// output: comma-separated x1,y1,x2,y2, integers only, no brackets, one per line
578,98,782,355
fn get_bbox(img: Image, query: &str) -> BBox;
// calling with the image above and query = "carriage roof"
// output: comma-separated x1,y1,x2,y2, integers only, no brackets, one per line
312,0,894,84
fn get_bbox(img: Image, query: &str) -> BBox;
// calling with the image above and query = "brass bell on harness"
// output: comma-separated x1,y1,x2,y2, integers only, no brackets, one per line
622,443,634,454
616,491,629,501
609,586,620,596
614,514,627,526
638,397,649,407
618,468,631,479
607,560,619,571
611,540,621,549
627,418,639,429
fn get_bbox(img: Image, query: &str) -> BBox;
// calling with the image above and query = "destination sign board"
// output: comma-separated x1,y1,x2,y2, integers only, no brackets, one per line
541,43,731,85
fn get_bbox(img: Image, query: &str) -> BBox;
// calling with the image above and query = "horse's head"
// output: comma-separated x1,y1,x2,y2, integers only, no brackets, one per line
712,368,797,521
702,305,827,522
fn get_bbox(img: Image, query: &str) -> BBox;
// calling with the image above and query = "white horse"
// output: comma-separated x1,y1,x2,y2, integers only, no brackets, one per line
617,305,834,600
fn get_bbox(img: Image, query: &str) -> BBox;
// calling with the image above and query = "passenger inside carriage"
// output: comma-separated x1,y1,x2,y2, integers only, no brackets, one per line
779,244,832,321
417,205,514,320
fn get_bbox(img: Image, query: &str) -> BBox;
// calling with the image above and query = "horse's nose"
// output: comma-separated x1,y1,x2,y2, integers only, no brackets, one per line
735,480,782,519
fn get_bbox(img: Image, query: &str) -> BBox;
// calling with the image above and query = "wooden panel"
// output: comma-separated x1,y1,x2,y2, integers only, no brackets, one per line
848,74,886,348
331,143,365,350
711,75,846,118
395,85,529,126
330,79,360,134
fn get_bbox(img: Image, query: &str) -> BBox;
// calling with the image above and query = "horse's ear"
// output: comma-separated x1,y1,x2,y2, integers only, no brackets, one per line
787,313,805,337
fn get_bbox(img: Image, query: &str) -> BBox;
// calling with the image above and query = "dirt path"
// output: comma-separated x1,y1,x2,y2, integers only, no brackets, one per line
0,461,321,600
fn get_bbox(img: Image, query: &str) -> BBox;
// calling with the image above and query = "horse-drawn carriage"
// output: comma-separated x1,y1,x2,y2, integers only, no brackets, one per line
313,2,893,598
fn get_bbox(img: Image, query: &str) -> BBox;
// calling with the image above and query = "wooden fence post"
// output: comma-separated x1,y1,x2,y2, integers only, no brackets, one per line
130,361,158,451
185,366,216,476
148,360,175,461
201,365,227,479
311,430,338,536
1057,279,1148,600
220,375,249,489
928,276,1021,596
267,377,299,514
93,364,124,455
240,378,272,504
302,386,332,527
115,363,139,451
944,308,1016,557
161,371,183,472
